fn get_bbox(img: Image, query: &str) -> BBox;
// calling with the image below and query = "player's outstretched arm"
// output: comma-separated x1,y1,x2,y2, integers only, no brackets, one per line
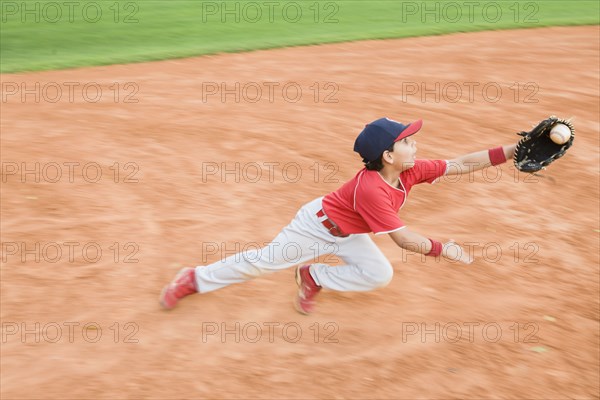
445,144,516,176
389,229,473,264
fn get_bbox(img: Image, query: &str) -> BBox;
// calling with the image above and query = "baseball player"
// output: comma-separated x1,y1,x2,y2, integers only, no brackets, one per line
160,117,518,314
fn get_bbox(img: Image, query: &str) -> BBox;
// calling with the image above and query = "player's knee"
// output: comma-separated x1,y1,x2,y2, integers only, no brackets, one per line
243,265,265,278
370,262,394,288
242,249,273,277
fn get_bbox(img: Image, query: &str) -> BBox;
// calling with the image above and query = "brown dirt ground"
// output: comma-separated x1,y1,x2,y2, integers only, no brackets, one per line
1,26,599,399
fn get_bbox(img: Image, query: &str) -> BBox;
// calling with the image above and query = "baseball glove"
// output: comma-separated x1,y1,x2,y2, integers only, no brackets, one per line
513,116,575,173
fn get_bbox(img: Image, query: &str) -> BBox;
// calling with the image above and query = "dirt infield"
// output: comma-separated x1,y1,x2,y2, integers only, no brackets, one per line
1,26,599,399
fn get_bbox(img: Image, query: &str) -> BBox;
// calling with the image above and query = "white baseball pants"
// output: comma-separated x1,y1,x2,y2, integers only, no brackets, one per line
194,197,393,293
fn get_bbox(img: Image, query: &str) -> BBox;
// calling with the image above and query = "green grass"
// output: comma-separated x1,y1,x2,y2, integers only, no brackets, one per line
1,0,598,73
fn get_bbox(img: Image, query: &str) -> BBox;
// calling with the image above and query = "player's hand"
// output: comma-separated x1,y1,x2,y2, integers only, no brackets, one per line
442,240,473,264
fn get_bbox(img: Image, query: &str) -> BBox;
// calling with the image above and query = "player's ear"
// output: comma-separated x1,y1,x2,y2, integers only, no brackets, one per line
382,150,394,165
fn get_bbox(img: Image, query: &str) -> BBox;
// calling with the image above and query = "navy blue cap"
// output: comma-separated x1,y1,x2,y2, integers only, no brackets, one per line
354,118,423,162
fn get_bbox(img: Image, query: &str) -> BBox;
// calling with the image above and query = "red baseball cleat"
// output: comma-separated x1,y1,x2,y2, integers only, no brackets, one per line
160,267,198,310
294,264,322,315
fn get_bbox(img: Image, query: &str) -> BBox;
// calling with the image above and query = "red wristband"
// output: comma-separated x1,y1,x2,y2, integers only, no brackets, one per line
488,146,507,166
425,239,443,257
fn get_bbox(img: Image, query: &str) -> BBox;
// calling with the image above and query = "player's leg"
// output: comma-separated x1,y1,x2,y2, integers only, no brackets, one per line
293,233,393,314
161,197,335,308
193,197,335,293
309,233,393,292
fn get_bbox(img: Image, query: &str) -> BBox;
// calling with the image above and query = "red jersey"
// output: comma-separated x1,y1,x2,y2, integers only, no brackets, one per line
322,159,448,235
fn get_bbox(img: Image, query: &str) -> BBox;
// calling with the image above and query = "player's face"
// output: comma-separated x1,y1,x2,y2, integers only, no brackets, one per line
389,136,417,171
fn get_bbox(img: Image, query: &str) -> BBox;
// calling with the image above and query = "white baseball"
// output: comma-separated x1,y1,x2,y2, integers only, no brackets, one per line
550,124,571,145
